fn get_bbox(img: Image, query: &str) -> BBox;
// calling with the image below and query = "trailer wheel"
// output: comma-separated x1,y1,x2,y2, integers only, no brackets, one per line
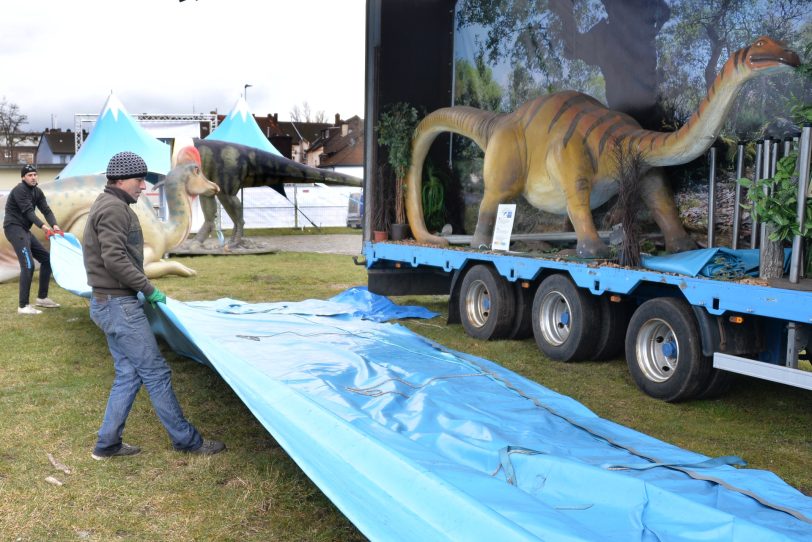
625,297,711,402
507,282,534,340
695,368,737,399
592,296,631,361
458,265,516,340
532,274,599,362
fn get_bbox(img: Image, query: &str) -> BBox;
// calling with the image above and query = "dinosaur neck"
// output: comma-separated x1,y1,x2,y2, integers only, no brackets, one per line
638,56,753,167
159,175,192,245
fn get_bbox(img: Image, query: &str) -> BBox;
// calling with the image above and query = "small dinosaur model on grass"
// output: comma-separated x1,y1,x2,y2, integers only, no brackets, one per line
405,36,800,257
176,139,362,248
0,147,219,282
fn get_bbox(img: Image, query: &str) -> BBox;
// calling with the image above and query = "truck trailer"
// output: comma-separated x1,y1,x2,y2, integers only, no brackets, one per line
360,0,812,402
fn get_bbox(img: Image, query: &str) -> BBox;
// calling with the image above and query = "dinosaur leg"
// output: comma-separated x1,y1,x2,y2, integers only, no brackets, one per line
547,143,609,258
193,195,217,245
143,245,196,278
218,192,245,248
472,132,527,248
472,193,507,248
565,179,610,258
640,168,697,253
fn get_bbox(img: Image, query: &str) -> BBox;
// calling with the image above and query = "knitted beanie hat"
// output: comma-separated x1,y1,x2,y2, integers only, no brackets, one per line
21,164,37,177
106,151,148,181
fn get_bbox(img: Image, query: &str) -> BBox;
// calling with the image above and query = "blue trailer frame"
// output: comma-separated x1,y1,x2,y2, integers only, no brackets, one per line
363,240,812,400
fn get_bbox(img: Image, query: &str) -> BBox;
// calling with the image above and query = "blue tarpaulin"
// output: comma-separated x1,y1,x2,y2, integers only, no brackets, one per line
641,247,791,279
50,233,90,298
50,235,812,541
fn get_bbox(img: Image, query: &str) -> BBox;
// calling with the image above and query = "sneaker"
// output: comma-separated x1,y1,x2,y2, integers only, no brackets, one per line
17,305,42,315
35,297,60,308
186,439,226,456
91,442,141,460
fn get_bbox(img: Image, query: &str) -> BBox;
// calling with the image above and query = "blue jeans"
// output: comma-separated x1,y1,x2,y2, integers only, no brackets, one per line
90,296,202,454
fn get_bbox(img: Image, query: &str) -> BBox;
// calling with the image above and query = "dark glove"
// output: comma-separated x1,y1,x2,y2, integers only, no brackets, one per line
146,288,167,307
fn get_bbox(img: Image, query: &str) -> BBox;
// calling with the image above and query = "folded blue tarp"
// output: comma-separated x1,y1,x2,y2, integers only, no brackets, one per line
641,247,791,279
51,236,812,541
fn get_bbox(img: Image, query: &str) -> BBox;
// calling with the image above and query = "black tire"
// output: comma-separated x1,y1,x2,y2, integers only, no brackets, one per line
695,368,737,399
458,265,516,340
507,281,534,340
592,296,632,361
532,274,600,362
624,297,712,402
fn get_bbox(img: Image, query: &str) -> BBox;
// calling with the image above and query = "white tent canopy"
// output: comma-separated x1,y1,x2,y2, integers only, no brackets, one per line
56,93,171,179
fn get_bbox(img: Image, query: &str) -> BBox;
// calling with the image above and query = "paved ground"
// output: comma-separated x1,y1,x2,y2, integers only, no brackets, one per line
170,234,363,256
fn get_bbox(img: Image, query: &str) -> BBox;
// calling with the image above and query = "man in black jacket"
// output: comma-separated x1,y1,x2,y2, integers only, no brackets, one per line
83,151,225,460
3,164,62,315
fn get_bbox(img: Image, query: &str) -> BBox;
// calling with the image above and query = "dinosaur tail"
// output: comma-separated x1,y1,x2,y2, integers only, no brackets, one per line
193,138,362,196
406,106,500,245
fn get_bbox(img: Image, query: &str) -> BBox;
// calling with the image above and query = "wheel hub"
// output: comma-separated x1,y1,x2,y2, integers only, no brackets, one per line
539,290,571,346
464,280,491,328
635,318,679,383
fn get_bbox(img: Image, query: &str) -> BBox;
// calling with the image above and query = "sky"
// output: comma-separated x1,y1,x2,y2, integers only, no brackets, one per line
1,0,366,131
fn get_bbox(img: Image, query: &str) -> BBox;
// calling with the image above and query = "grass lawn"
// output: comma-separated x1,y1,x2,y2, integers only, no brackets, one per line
1,246,810,540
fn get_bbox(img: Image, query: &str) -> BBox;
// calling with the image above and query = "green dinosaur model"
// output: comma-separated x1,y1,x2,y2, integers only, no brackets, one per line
178,139,362,248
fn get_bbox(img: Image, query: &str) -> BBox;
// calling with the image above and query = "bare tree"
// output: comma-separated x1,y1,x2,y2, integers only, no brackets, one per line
289,101,326,123
0,97,28,163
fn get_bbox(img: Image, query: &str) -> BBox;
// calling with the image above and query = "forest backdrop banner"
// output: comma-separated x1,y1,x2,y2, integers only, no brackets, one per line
451,0,812,237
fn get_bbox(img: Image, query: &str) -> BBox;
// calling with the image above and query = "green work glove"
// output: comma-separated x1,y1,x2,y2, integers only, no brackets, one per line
146,288,167,307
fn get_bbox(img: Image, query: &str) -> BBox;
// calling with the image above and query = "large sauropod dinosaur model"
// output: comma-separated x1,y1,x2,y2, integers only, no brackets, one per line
405,36,800,258
0,147,219,282
178,139,362,247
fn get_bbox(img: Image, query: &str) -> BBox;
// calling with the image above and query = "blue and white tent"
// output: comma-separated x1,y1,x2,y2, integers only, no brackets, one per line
205,97,282,156
56,93,171,179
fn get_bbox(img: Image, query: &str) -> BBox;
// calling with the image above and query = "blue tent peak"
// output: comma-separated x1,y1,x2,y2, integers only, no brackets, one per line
56,93,170,179
205,97,282,156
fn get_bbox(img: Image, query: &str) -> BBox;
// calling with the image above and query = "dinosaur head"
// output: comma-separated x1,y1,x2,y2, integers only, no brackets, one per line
744,36,800,73
175,145,202,167
164,158,219,197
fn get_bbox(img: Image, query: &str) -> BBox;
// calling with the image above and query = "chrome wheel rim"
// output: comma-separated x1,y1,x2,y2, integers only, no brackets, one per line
464,280,491,328
539,290,571,346
635,318,679,383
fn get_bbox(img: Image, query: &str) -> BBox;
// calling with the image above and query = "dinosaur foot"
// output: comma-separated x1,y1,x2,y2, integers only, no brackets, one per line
576,239,611,259
184,238,222,251
665,235,699,254
145,260,198,278
227,239,248,250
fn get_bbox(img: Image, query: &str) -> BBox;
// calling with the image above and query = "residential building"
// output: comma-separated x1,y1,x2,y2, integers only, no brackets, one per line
304,114,364,178
0,132,39,165
277,118,331,163
37,128,78,165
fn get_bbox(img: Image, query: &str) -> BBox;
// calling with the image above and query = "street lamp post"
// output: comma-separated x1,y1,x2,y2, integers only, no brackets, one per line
244,83,253,102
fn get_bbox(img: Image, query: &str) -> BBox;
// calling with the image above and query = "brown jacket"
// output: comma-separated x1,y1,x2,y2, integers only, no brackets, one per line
82,186,155,297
